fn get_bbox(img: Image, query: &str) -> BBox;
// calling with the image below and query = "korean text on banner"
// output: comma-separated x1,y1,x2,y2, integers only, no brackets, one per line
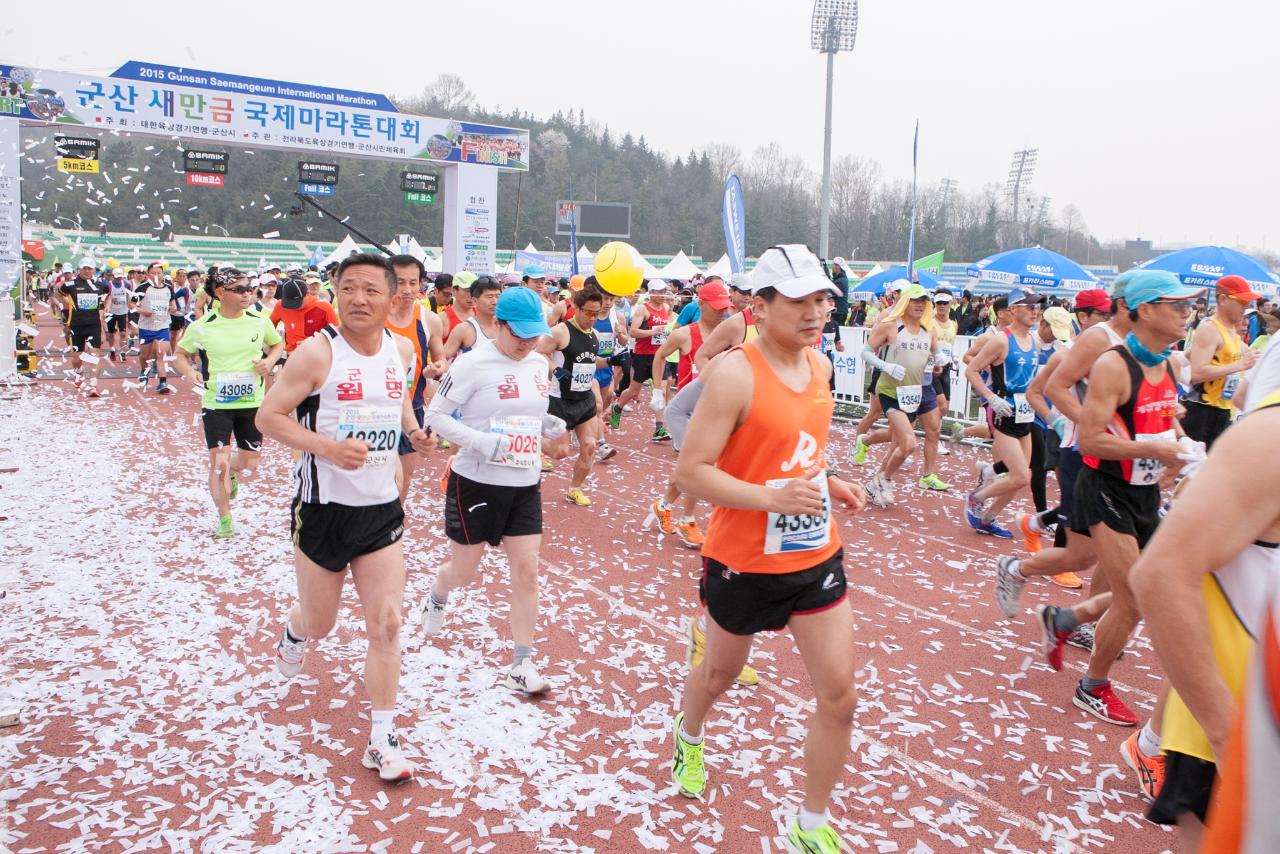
0,62,529,171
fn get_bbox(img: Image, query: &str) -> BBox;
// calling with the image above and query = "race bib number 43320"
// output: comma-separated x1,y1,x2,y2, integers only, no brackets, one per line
336,406,399,467
764,472,831,555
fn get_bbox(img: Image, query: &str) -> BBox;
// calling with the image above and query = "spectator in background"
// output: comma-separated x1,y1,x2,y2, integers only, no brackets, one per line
830,257,850,326
428,273,454,313
956,290,982,335
270,276,339,359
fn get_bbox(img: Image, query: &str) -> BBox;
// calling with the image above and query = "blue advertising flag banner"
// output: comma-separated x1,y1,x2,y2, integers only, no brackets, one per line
111,61,400,112
722,174,746,275
308,245,325,266
299,182,334,197
515,251,585,280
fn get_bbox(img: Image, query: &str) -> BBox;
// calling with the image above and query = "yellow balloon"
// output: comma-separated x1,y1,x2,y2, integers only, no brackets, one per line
593,241,644,296
106,257,118,268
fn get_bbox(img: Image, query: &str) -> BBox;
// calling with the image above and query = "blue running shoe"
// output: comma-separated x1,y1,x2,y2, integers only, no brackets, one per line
978,519,1015,539
964,492,985,531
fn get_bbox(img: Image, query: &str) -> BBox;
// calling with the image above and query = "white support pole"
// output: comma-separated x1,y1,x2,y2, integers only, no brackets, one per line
442,164,498,276
0,119,19,383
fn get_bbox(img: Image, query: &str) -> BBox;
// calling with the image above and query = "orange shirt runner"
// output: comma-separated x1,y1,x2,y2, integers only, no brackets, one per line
701,342,840,574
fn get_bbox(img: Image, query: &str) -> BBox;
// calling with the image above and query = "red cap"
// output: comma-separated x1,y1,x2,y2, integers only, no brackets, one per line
698,280,732,310
1074,289,1112,312
1216,275,1263,302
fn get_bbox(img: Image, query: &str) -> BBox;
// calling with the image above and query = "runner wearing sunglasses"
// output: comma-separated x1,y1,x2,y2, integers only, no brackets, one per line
174,268,284,538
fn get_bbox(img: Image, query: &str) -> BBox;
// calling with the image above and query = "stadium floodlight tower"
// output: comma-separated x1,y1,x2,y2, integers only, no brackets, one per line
811,0,858,262
1004,148,1038,239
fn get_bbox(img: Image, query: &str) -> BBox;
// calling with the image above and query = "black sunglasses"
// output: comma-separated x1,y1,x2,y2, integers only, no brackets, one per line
224,285,254,294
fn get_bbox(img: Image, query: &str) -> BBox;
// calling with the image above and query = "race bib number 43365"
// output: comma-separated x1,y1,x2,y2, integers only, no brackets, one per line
764,472,831,555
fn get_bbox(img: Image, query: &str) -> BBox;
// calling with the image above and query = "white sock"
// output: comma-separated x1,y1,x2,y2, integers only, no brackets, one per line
1005,558,1024,579
798,807,829,832
679,721,703,745
370,709,395,743
1137,720,1161,758
697,613,707,633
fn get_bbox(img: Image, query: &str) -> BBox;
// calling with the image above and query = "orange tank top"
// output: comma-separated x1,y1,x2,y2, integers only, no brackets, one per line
701,342,841,574
385,305,428,405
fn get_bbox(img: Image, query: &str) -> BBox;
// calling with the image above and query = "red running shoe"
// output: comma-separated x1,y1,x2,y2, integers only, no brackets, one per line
1073,679,1138,726
1036,605,1070,671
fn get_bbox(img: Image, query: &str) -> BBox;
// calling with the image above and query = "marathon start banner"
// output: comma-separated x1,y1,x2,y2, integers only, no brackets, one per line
0,61,529,171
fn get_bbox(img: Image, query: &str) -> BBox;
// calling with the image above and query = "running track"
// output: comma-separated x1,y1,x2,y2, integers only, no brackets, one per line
0,322,1177,853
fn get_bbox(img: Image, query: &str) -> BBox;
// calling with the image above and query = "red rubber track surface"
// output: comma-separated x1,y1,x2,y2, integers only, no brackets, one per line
0,320,1176,853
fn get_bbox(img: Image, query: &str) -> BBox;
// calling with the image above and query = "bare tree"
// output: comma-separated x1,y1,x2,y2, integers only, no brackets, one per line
705,142,743,182
1060,203,1085,259
423,73,475,115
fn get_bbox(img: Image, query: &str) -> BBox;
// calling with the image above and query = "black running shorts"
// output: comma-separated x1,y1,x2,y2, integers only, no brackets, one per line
168,315,188,332
631,353,657,383
291,495,405,572
700,549,847,636
932,364,952,397
987,405,1033,439
106,314,128,333
1180,401,1232,450
444,469,542,547
68,324,101,352
1147,751,1216,826
1056,445,1086,536
1070,465,1161,548
549,394,598,431
202,407,263,451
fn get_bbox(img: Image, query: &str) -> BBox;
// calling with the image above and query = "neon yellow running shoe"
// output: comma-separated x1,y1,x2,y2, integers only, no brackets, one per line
918,473,950,491
566,487,592,507
216,515,234,539
671,713,706,798
686,619,759,686
852,435,868,466
786,820,843,854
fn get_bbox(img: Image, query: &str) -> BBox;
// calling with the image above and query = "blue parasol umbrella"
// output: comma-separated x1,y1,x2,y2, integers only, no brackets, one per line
1136,245,1279,297
967,246,1101,293
851,266,946,300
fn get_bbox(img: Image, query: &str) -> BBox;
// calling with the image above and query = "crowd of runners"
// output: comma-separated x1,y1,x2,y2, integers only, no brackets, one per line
22,246,1280,853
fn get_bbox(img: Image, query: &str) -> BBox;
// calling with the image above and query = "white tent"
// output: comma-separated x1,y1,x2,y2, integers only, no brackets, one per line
322,234,361,267
703,253,733,279
657,250,701,281
422,252,443,274
576,243,593,263
640,256,663,280
523,242,538,253
383,236,429,263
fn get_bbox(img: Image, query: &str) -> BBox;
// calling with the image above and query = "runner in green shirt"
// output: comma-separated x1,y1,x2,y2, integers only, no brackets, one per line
174,268,285,538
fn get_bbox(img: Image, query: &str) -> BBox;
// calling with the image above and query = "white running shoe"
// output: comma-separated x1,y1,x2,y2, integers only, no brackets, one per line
502,660,551,694
275,630,308,678
863,475,887,508
362,733,416,784
879,475,896,506
974,460,997,491
994,556,1027,618
421,598,447,636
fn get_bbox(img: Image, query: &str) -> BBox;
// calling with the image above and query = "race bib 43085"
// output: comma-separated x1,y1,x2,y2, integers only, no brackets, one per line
214,371,257,405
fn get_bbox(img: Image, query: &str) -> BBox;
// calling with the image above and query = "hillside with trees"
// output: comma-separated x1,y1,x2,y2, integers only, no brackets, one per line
22,73,1113,264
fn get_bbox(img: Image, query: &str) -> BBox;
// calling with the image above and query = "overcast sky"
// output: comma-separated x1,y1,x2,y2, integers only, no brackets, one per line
5,0,1276,254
